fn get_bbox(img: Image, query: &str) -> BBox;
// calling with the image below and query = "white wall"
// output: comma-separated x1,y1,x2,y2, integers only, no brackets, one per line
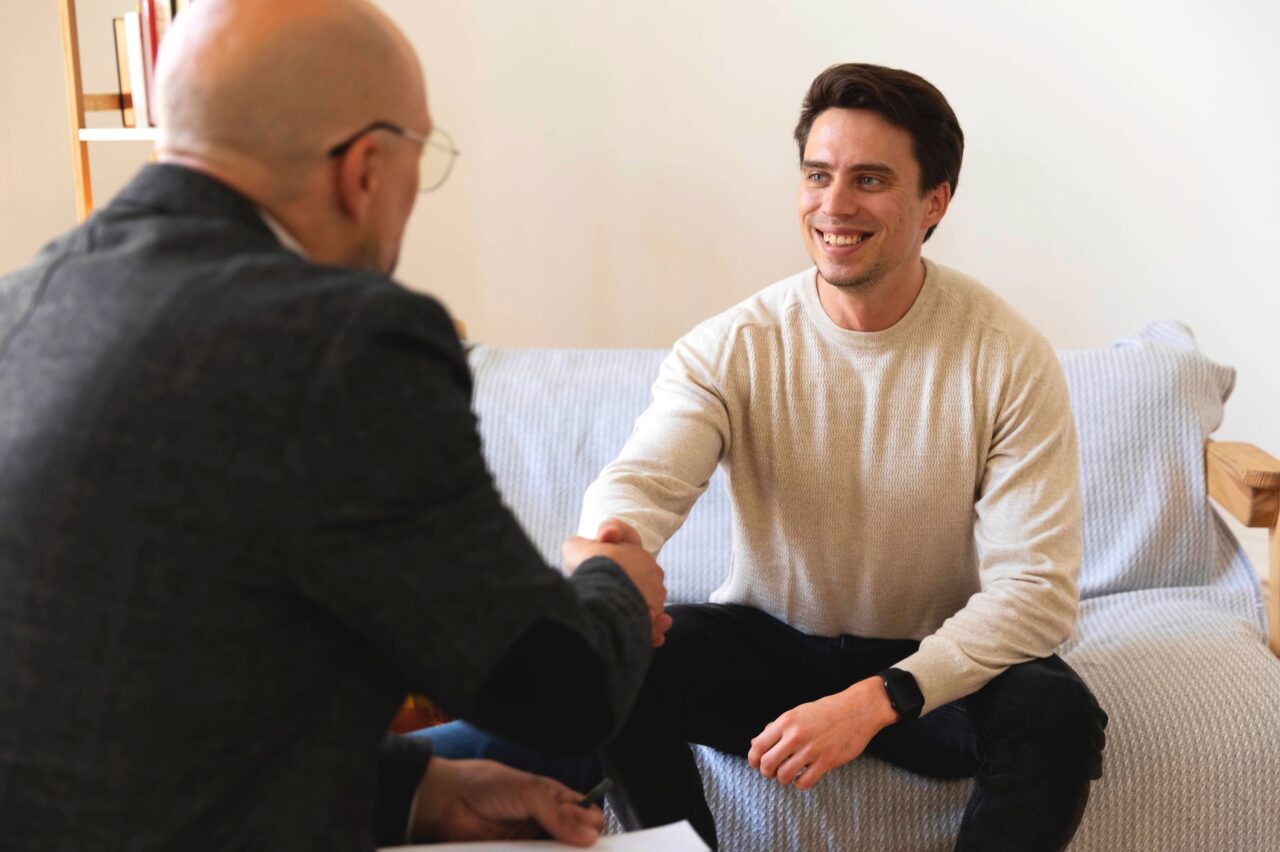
0,0,160,266
376,0,1280,442
4,1,1277,556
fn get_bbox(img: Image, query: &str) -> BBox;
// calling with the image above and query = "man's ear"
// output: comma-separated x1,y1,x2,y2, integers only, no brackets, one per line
922,181,952,232
333,136,383,223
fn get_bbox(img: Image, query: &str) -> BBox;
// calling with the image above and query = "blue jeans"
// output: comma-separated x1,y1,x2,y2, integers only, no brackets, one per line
605,603,1108,851
408,721,603,795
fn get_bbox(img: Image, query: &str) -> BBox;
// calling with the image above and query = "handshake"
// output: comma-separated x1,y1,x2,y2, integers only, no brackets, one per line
562,519,674,648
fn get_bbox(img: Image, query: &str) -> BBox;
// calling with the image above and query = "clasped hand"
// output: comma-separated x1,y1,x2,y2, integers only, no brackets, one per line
562,519,673,647
746,677,898,791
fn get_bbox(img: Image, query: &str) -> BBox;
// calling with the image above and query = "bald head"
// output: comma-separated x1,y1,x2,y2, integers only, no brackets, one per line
156,0,427,202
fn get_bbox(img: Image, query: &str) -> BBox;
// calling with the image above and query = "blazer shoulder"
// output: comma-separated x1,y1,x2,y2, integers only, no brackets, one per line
297,269,469,391
318,273,461,363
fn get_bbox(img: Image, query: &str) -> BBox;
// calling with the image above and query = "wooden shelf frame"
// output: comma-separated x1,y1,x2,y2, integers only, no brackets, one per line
59,0,154,222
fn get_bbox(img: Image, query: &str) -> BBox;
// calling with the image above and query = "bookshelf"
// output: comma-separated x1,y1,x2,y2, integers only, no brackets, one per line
54,4,468,333
58,0,159,222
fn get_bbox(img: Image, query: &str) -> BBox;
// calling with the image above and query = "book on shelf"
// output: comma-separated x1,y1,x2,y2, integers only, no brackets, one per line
101,1,194,132
112,17,136,128
122,11,151,129
139,0,159,125
155,1,173,44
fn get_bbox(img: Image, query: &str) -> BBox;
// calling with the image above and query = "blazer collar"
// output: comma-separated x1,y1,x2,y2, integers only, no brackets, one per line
111,163,276,242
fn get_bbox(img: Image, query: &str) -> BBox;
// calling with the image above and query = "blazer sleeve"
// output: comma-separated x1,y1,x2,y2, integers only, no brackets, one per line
283,282,652,752
376,735,433,847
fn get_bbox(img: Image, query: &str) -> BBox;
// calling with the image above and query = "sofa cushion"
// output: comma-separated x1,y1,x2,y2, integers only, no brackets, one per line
1060,322,1260,607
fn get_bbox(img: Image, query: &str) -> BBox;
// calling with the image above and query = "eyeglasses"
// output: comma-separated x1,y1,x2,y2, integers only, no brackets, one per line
327,122,461,192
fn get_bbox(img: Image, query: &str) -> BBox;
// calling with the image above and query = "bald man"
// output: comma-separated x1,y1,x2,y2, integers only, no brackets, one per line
0,1,666,849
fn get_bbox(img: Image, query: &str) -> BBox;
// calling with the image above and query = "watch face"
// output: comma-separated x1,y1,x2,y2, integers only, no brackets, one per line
883,669,923,720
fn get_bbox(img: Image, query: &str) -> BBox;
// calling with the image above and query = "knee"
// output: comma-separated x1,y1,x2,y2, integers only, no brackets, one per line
981,664,1108,781
1041,676,1107,762
623,603,738,730
624,607,704,720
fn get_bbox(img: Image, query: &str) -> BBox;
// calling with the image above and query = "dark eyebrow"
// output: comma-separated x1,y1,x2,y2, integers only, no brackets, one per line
800,159,897,176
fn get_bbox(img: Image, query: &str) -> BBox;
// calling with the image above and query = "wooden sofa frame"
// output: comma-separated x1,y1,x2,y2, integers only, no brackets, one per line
1206,440,1280,656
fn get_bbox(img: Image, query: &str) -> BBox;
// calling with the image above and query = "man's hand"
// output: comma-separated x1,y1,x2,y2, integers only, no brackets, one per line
747,676,899,791
561,519,673,647
410,757,603,847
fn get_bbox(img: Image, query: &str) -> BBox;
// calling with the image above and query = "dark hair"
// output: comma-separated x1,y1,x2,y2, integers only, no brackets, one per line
794,64,963,242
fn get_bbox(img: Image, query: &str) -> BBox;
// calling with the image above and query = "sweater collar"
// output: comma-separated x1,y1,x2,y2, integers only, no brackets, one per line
797,258,940,349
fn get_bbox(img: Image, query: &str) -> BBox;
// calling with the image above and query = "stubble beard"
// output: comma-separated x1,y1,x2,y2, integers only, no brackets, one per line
820,258,889,292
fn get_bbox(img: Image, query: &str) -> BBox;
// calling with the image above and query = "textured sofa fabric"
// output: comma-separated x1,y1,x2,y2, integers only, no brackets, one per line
467,323,1280,851
1062,322,1265,608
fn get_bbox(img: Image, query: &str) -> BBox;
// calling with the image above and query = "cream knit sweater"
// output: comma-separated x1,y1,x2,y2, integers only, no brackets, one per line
580,260,1082,714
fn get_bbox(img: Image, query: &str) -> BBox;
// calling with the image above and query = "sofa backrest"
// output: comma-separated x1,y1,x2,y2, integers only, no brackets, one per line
468,321,1259,606
469,346,731,603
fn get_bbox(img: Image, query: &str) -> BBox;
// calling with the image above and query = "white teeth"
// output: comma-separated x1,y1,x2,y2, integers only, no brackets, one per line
822,232,867,246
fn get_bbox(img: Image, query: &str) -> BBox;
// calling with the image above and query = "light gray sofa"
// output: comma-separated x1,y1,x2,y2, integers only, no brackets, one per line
465,322,1280,851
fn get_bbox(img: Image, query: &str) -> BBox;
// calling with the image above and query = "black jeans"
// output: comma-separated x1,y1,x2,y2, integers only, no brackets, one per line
605,603,1108,851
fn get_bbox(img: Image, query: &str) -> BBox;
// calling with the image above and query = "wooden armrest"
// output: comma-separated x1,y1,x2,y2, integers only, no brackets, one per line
1206,441,1280,657
1206,441,1280,528
1208,442,1280,489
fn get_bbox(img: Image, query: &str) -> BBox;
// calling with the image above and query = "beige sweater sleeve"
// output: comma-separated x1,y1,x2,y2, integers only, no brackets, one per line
894,333,1082,714
579,333,730,554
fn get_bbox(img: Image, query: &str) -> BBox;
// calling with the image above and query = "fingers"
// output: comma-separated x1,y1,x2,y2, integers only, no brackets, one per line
650,611,674,647
562,535,668,620
753,733,826,789
747,720,783,771
596,518,642,547
776,750,812,786
561,536,594,573
749,712,811,783
524,779,602,848
794,760,831,791
610,551,666,615
757,738,794,779
546,802,603,848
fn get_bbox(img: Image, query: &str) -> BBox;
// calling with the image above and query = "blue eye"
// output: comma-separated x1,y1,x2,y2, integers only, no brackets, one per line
858,175,883,188
806,172,830,184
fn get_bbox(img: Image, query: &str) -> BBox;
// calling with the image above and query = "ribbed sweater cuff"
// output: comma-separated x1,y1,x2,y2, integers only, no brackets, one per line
892,642,972,717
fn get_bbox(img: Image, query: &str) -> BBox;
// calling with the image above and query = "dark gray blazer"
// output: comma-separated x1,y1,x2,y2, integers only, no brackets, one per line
0,165,652,850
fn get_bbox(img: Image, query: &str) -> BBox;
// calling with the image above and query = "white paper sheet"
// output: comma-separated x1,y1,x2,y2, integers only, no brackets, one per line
388,820,709,851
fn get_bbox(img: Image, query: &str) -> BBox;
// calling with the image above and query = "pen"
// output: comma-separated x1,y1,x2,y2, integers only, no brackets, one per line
576,777,613,808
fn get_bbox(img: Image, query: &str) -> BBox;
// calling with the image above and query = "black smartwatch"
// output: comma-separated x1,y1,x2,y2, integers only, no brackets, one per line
879,667,924,722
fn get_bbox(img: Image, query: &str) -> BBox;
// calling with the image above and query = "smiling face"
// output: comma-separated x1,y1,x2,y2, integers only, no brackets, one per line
798,108,949,293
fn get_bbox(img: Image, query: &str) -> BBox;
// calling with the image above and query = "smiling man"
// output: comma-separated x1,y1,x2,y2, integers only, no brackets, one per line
580,64,1109,850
